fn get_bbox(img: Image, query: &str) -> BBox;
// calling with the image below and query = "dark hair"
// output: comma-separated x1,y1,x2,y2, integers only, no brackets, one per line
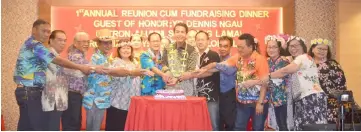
195,30,209,40
266,40,288,57
117,38,134,61
130,33,144,41
33,19,50,28
173,22,189,33
148,32,162,41
238,33,259,52
286,38,308,57
48,30,66,44
308,44,332,60
219,36,233,47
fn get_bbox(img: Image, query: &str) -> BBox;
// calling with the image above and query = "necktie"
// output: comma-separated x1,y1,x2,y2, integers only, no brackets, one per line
200,53,206,66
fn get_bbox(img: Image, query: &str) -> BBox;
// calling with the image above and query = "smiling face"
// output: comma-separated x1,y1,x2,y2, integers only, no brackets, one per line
173,26,187,43
312,44,329,59
97,40,113,54
195,32,209,52
49,31,67,53
219,39,232,57
119,45,132,60
288,40,304,57
266,40,280,58
236,39,253,58
149,34,161,52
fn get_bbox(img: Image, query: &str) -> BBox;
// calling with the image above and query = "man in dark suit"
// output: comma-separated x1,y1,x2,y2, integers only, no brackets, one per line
180,30,220,130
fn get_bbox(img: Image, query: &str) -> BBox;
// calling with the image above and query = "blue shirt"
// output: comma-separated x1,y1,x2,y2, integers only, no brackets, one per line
83,50,112,110
216,55,237,93
140,49,165,95
13,36,56,87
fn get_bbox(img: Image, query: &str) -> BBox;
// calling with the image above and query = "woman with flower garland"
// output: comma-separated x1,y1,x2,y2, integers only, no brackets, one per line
257,36,327,130
105,38,153,131
198,33,270,131
308,38,348,124
263,35,290,131
140,32,168,95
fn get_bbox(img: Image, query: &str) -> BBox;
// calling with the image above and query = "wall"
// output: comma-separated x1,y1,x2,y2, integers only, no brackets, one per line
295,0,337,55
2,0,355,130
1,0,39,130
337,0,361,104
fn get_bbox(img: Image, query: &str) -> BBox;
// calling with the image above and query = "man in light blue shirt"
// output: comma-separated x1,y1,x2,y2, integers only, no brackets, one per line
216,36,237,131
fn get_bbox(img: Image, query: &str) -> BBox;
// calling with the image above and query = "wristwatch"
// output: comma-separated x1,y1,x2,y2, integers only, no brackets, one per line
90,66,96,73
257,102,264,105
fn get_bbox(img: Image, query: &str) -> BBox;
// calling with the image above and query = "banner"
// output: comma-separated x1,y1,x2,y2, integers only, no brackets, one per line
51,7,282,58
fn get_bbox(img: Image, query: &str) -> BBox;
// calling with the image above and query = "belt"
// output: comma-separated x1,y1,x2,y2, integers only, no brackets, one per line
17,84,42,90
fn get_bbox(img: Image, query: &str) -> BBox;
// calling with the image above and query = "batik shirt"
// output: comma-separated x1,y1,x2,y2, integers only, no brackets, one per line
83,50,112,110
162,43,198,96
267,56,290,107
42,48,68,111
13,36,56,87
226,51,270,104
67,45,88,93
140,49,165,95
110,58,141,110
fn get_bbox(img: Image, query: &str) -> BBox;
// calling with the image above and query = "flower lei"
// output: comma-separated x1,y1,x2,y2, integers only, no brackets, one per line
167,42,188,77
237,58,257,92
310,38,332,47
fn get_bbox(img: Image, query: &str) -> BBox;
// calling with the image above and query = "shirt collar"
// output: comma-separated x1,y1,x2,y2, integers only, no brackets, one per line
198,48,210,56
49,47,59,56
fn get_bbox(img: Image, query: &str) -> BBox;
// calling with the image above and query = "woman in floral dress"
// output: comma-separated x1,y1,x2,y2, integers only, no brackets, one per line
308,38,348,123
260,36,328,130
105,39,153,131
264,35,290,131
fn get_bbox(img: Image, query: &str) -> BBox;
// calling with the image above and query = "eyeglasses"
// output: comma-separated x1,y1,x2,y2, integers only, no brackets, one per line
289,44,301,49
317,47,328,52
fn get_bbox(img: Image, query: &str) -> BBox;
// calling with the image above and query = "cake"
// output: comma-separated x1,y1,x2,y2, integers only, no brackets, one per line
154,89,186,100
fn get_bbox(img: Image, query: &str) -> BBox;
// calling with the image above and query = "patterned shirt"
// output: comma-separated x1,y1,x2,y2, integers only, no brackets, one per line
291,54,324,100
110,58,141,110
267,56,290,107
42,48,68,111
226,51,270,104
162,43,198,96
140,49,165,95
14,36,56,87
83,49,112,110
67,45,88,93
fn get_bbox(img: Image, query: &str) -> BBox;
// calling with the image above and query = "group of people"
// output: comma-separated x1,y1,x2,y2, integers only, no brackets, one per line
13,19,348,131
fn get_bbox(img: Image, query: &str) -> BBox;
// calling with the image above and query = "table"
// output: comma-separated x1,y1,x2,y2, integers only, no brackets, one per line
125,96,212,131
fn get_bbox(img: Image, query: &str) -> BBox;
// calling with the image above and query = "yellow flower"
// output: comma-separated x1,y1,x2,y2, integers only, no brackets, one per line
323,39,329,45
311,40,317,45
317,38,323,44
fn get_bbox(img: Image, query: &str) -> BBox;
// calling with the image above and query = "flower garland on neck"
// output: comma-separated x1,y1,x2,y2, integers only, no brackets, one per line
237,57,257,92
167,42,188,77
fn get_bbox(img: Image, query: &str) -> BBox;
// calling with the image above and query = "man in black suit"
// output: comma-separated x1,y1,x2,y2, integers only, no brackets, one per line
180,30,221,130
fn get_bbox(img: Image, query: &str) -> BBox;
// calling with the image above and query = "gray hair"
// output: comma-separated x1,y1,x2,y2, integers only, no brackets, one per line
73,32,89,41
